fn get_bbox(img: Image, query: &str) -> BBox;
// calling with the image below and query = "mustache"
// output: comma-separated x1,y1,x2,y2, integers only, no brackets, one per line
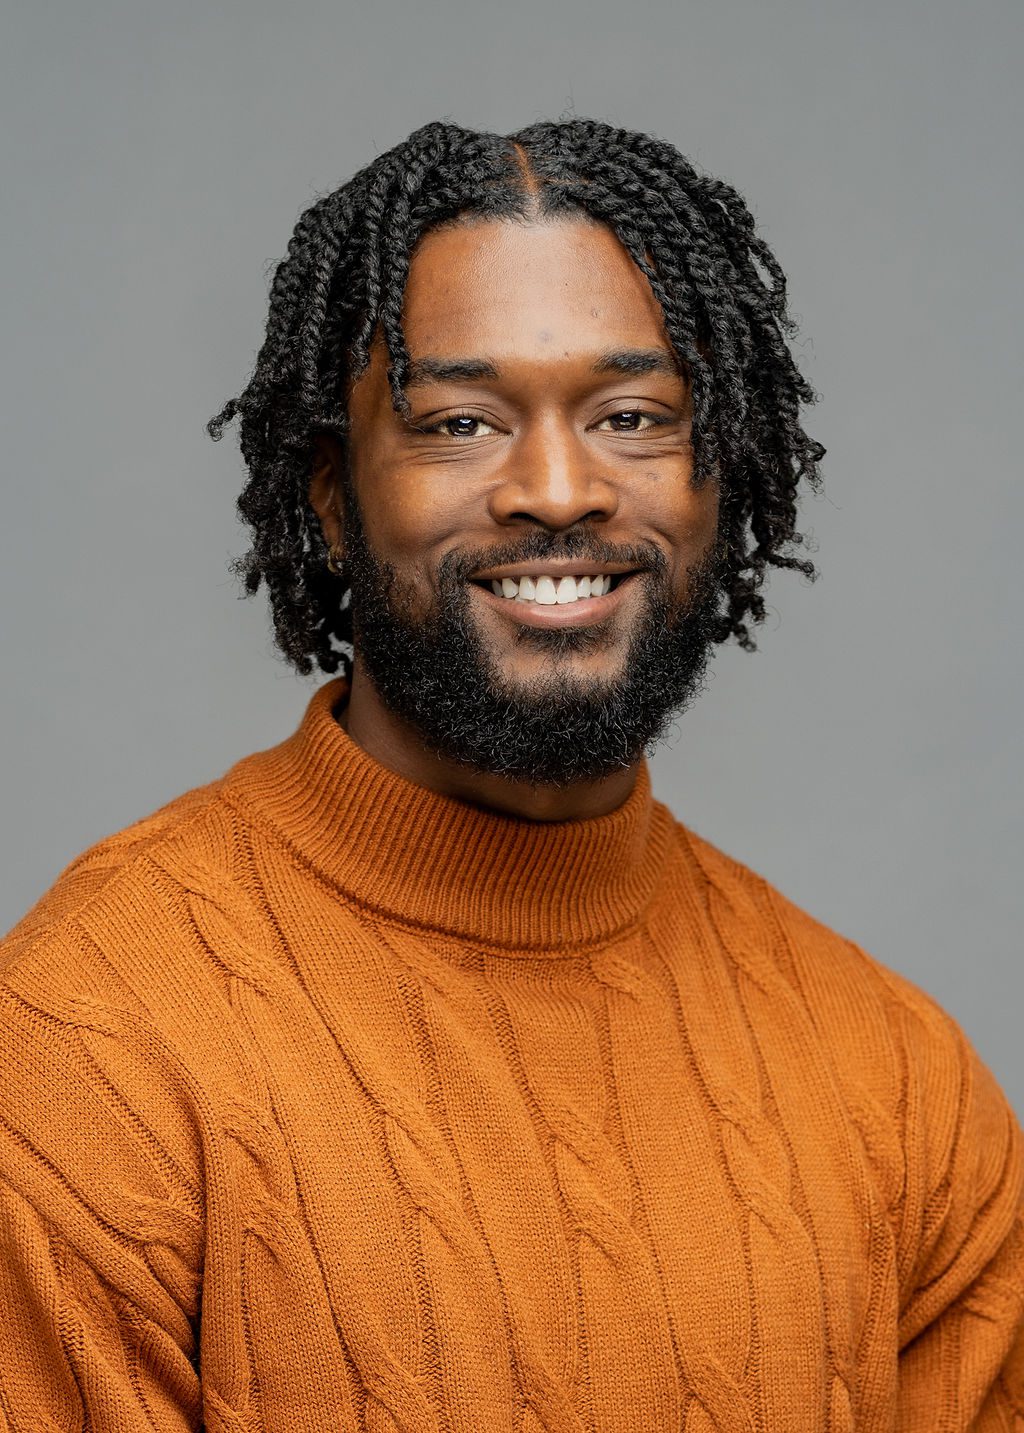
442,531,667,585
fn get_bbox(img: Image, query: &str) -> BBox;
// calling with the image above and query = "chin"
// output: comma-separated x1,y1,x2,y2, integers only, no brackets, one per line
501,632,620,668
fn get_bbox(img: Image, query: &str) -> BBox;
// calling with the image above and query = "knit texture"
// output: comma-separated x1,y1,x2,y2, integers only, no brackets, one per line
1,676,1022,1432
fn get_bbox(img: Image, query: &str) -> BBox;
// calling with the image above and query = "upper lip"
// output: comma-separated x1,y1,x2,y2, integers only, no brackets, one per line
471,560,640,582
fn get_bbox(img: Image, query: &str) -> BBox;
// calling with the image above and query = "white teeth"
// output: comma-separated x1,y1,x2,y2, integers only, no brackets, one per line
485,573,615,603
555,576,577,603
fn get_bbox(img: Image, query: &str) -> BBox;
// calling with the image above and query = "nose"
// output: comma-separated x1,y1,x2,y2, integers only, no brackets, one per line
487,417,619,530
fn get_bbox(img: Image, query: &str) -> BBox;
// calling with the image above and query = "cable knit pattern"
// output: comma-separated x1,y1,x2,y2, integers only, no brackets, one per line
1,677,1022,1431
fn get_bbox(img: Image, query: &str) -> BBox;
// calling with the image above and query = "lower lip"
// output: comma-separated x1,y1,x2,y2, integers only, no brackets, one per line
470,574,641,629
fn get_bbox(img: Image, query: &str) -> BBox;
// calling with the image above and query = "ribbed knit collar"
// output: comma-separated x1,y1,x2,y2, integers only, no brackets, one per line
220,677,676,952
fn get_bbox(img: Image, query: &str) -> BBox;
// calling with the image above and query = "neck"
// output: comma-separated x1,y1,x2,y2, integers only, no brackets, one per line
341,663,640,822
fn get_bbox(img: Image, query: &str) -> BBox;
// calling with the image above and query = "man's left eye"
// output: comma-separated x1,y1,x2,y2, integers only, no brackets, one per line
599,411,665,432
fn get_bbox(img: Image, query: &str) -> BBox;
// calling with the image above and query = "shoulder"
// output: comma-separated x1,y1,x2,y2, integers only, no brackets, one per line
668,819,1021,1215
0,776,285,1232
0,773,271,1070
0,787,235,1331
2,775,228,958
672,816,967,1048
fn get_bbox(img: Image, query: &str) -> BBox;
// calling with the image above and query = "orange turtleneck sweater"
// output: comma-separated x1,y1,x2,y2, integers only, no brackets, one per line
1,677,1022,1431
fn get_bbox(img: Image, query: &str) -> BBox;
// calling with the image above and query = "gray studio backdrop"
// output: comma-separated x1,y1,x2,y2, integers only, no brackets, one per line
3,0,1021,1108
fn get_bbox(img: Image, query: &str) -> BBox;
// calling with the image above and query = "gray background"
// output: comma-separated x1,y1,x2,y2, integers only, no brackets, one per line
3,1,1021,1109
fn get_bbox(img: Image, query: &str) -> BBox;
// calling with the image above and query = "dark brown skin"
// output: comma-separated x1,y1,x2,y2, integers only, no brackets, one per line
309,218,720,821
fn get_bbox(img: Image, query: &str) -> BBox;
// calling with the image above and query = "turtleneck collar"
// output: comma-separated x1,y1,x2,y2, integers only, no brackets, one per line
220,677,676,952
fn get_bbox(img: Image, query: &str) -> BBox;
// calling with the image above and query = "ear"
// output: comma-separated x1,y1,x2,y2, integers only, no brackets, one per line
309,432,346,556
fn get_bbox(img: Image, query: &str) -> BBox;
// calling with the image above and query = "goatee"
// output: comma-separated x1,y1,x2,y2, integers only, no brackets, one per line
341,488,726,787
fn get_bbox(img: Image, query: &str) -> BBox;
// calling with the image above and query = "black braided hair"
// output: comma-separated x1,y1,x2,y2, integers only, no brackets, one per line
208,119,825,676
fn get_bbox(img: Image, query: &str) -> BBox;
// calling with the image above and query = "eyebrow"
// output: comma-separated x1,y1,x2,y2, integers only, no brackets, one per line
591,347,681,378
405,356,501,387
403,347,681,389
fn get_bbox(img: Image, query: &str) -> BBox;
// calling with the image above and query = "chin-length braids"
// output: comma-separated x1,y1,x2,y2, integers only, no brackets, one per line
208,118,825,676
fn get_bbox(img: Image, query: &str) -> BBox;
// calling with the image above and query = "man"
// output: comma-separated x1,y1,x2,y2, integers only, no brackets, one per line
1,119,1021,1430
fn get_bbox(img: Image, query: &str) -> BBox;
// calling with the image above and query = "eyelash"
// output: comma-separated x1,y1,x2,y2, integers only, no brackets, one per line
419,410,673,437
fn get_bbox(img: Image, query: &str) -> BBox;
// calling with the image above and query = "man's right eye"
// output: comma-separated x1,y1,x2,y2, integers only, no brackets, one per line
420,414,499,438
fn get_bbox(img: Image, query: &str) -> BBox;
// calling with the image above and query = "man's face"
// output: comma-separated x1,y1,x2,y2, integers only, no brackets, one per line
323,217,725,785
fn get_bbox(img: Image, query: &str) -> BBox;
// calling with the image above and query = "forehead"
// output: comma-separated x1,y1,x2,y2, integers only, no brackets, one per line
401,217,672,362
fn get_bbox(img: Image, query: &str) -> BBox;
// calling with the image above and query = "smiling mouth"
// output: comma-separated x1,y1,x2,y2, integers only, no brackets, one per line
471,571,637,606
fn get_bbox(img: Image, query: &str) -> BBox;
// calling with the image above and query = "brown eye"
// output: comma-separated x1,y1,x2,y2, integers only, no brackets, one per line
422,414,499,438
599,411,665,432
445,416,483,437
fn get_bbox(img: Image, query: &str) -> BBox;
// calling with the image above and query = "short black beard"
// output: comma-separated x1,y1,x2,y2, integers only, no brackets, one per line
342,488,726,787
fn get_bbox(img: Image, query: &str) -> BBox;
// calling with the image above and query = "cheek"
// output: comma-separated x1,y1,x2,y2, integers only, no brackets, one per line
689,480,722,551
353,477,464,612
361,472,480,565
644,469,720,554
653,479,722,601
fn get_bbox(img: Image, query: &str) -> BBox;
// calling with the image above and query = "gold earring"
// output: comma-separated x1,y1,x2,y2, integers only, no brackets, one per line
326,544,346,576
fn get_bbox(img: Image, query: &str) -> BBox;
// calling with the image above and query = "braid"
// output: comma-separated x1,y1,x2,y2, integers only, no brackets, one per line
209,118,824,673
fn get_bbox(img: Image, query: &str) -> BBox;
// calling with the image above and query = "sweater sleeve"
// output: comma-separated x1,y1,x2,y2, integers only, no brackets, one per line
0,973,204,1431
894,992,1024,1429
